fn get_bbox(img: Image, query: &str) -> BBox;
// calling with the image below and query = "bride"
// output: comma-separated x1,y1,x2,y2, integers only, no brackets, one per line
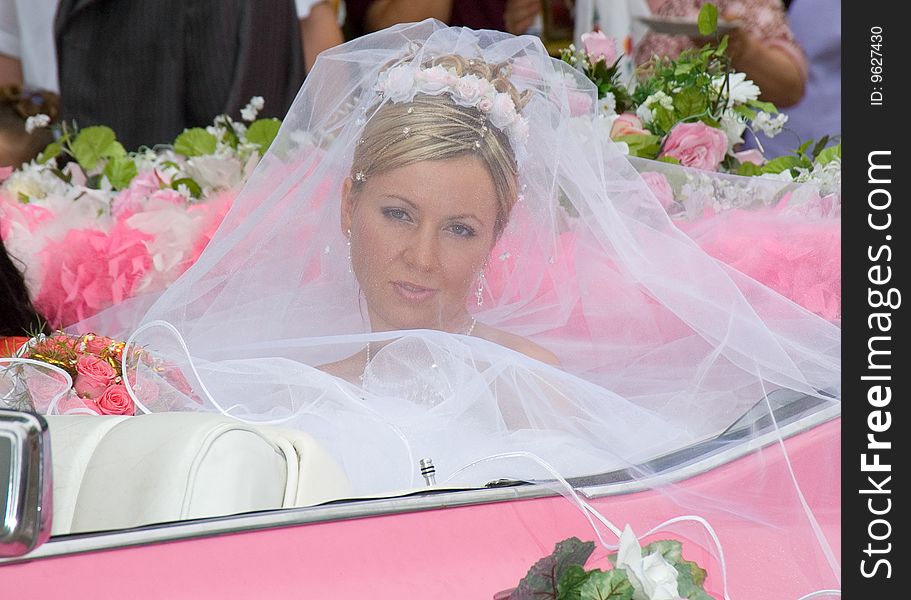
26,20,839,591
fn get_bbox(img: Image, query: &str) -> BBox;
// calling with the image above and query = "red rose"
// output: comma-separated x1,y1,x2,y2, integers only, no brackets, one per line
96,384,135,416
73,355,116,399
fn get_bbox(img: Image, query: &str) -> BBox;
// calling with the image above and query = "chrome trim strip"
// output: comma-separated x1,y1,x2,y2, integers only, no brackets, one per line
1,406,838,564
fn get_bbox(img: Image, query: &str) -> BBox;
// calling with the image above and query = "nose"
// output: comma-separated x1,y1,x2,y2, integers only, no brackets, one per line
403,226,440,272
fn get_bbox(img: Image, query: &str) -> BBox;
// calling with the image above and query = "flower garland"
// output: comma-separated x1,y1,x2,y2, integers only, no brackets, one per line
0,98,277,328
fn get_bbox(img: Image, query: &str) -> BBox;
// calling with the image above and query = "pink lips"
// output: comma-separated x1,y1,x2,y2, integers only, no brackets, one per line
392,281,438,302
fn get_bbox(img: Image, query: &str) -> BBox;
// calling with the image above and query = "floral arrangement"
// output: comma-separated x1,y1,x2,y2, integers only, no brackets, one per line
505,529,714,600
12,332,136,415
0,98,278,328
562,5,841,190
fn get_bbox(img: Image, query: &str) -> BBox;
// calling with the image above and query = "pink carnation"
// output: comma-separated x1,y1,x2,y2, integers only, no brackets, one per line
112,170,168,221
660,122,728,171
34,223,153,327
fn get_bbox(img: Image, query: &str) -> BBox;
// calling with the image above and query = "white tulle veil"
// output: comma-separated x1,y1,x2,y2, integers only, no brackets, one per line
30,21,840,596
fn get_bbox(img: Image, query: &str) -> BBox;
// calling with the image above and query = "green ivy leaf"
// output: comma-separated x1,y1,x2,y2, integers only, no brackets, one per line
510,538,596,600
673,87,708,120
817,143,841,165
37,141,62,164
557,565,592,600
675,559,713,599
174,128,218,157
171,177,202,198
70,125,121,169
103,155,139,190
580,570,634,600
246,118,281,154
614,134,662,159
697,3,719,37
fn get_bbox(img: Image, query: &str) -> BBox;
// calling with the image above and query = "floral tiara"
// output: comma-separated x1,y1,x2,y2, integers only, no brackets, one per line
374,63,530,156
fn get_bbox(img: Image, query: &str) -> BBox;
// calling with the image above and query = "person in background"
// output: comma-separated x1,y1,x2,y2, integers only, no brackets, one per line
753,0,839,156
344,0,544,38
298,0,346,73
634,0,807,107
54,0,306,150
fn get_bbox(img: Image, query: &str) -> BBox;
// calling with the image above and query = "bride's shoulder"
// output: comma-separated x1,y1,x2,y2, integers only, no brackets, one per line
474,323,561,367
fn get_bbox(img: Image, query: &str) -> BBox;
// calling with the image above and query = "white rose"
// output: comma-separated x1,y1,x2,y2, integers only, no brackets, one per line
379,65,416,102
453,74,487,107
477,95,494,113
416,65,457,95
489,93,517,129
615,525,681,600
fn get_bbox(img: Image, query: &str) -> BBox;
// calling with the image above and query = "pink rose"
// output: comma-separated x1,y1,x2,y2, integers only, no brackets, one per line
416,65,457,95
96,384,135,415
581,31,617,64
567,90,593,117
734,149,765,166
640,171,676,210
660,122,728,171
0,165,13,182
83,334,116,355
610,113,648,139
112,170,166,221
73,355,116,399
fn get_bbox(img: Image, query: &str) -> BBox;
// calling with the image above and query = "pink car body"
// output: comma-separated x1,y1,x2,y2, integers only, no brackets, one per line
1,410,839,599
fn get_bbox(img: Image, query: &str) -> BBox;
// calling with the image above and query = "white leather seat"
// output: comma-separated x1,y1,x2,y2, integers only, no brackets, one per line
45,413,351,535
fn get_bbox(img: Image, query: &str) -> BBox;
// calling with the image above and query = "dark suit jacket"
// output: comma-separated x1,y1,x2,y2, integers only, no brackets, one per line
55,0,305,149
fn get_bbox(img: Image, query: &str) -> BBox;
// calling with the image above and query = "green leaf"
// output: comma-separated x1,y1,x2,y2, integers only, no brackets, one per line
817,143,841,165
641,540,684,564
675,559,712,599
715,35,729,57
697,3,719,36
760,155,801,174
674,63,696,76
580,570,634,600
174,128,218,157
171,177,202,198
653,106,677,135
511,538,597,600
37,141,62,164
810,135,830,159
673,87,708,120
746,99,777,114
737,161,762,176
732,104,757,121
245,118,281,153
70,125,120,169
103,155,139,190
557,565,592,600
796,139,814,157
657,155,681,165
614,134,662,159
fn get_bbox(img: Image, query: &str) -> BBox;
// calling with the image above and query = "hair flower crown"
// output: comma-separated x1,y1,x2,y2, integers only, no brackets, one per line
375,62,530,155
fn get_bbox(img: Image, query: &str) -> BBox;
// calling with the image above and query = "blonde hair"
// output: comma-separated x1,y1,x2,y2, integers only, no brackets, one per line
351,55,532,237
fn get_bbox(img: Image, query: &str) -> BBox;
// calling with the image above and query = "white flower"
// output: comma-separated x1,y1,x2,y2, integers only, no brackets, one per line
489,92,518,129
378,64,416,102
752,111,788,137
509,116,530,147
636,104,654,125
240,96,265,122
453,74,490,107
713,71,760,106
720,108,747,151
415,64,457,95
24,114,51,134
615,525,680,600
598,91,617,116
184,155,244,191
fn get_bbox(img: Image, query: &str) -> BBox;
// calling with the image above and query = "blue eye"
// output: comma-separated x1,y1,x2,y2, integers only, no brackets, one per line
382,207,411,222
448,223,476,238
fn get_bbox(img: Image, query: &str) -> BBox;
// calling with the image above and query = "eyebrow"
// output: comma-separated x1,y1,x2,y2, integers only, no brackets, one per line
380,195,483,223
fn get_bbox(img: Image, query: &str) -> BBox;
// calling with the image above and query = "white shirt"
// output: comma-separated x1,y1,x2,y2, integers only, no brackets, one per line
0,0,60,92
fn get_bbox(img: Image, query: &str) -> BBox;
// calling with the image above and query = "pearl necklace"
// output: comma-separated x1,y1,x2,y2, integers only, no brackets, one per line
363,318,477,378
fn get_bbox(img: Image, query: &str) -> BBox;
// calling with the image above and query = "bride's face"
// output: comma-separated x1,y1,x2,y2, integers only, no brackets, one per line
341,155,500,332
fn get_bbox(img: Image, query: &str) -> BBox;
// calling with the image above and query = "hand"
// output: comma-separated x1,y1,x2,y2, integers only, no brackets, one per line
504,0,540,35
